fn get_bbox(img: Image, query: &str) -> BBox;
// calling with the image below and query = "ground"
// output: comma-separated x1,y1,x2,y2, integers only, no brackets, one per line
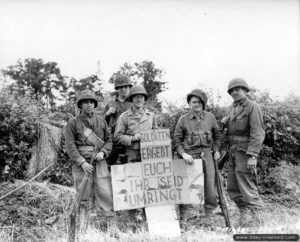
0,180,299,242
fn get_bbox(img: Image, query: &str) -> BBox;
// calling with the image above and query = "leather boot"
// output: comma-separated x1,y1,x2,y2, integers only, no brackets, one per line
179,205,189,232
203,209,214,227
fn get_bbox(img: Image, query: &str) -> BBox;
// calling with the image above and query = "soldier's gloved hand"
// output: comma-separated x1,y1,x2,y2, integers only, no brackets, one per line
247,157,257,174
95,151,105,161
182,153,194,165
132,133,141,142
106,107,116,116
214,151,221,160
81,161,94,174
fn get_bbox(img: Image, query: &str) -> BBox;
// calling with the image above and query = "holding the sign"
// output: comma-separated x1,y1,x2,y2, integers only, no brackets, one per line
114,85,158,224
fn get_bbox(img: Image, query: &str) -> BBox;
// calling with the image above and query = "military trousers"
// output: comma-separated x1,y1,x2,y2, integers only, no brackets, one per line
227,149,264,209
180,149,217,216
72,160,115,217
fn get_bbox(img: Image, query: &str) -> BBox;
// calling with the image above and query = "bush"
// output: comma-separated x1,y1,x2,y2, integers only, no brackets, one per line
0,89,41,180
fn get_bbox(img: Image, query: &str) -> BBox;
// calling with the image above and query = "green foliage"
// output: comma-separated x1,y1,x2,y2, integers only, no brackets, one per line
2,58,67,110
0,89,42,180
109,61,167,110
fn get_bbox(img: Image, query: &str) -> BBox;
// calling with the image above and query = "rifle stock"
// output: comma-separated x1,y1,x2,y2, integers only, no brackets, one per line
68,153,96,242
214,156,232,230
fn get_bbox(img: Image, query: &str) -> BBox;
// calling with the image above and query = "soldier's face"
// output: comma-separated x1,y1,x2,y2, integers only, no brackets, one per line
189,96,203,113
80,99,95,114
132,95,145,108
117,86,130,98
229,87,247,102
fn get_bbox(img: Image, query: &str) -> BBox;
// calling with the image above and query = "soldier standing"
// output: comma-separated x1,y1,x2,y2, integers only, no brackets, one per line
103,74,133,165
114,85,157,224
65,90,118,234
174,89,221,230
224,78,265,226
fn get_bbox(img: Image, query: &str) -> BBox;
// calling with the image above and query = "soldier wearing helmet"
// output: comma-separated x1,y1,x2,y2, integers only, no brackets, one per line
174,88,221,230
114,85,158,226
65,89,118,235
103,74,133,165
224,78,265,226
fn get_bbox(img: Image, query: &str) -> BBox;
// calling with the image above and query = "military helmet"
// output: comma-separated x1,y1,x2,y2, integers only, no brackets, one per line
187,89,208,107
114,74,133,90
228,78,250,94
127,85,148,102
77,90,98,108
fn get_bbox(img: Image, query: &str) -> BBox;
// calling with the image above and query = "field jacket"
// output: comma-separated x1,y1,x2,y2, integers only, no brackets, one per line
65,112,112,166
114,107,157,151
227,97,265,157
103,97,132,135
174,110,221,156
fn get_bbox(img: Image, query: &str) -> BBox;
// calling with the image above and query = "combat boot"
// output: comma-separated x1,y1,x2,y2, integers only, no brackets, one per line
106,216,120,238
203,209,214,227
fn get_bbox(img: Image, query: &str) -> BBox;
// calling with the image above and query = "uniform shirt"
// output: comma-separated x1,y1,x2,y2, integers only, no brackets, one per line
227,97,265,157
103,97,132,134
174,110,221,156
65,112,112,166
114,107,157,150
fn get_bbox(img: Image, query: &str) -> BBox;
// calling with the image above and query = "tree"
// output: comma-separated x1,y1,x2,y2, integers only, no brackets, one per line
2,58,67,109
109,61,167,109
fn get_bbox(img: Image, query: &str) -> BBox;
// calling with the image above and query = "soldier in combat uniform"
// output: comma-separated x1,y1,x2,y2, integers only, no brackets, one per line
224,78,265,226
103,74,133,165
65,90,118,235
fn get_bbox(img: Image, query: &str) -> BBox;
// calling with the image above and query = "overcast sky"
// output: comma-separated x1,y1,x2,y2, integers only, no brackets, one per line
0,0,299,106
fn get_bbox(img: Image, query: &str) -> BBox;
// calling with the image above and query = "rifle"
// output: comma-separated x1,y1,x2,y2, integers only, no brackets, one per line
213,153,232,231
68,153,97,242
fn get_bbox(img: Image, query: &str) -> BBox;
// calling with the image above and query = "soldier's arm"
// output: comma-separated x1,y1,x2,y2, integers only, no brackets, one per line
246,103,265,157
212,115,221,152
64,119,86,166
114,113,133,146
100,120,113,158
173,117,186,156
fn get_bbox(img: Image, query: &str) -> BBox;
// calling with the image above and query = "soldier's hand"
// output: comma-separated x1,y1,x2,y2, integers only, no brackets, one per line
106,107,116,116
214,151,221,160
81,161,94,174
247,157,257,174
182,153,194,165
95,151,105,161
132,133,141,142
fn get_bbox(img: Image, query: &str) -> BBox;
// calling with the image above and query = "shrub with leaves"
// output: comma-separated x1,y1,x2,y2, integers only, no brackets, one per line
0,89,42,180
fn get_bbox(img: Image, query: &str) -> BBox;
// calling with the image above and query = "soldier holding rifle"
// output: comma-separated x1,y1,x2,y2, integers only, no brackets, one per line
174,89,221,230
65,90,118,236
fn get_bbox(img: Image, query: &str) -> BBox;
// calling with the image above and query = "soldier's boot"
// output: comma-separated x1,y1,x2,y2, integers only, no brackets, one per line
203,209,214,227
179,209,188,233
106,216,120,238
239,208,253,227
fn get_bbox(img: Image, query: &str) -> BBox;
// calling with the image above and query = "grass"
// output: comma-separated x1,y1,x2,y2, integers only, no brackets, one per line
1,202,299,242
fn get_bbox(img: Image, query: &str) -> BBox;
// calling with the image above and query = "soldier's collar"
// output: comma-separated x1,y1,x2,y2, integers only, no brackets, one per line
189,111,204,120
233,97,247,107
79,111,94,119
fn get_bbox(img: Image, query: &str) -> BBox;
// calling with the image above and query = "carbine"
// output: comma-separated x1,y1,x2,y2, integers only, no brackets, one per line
214,152,232,230
68,153,96,242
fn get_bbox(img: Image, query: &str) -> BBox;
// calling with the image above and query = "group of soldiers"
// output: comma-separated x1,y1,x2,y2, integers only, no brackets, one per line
65,74,265,235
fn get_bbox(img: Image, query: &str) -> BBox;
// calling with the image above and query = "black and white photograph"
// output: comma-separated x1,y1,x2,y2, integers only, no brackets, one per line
0,0,299,241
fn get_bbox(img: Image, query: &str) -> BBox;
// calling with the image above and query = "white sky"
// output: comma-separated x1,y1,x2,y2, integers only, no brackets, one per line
0,0,299,106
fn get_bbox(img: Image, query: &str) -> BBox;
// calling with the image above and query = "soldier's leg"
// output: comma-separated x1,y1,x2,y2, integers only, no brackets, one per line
94,161,115,216
203,151,218,212
235,151,264,209
227,152,247,209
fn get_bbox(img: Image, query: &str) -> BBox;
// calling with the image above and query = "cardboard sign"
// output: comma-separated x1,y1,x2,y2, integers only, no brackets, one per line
111,159,204,210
